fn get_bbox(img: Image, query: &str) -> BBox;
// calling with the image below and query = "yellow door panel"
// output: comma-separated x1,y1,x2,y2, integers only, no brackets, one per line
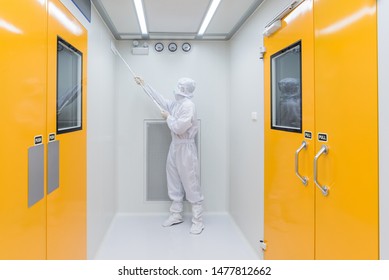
264,0,315,259
47,0,87,259
264,0,378,260
1,0,87,259
0,0,47,259
314,0,378,259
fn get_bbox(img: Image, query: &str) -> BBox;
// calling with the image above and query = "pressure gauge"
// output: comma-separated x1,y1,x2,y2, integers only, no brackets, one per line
154,42,164,52
168,42,177,52
182,42,191,52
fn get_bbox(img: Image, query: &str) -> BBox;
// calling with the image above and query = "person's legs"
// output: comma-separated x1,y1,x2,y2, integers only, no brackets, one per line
176,144,204,234
163,145,185,227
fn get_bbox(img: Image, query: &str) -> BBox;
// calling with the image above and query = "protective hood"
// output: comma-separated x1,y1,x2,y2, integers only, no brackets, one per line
174,77,196,98
278,78,300,95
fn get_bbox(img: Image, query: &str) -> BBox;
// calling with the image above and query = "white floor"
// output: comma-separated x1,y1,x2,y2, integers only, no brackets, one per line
93,213,259,260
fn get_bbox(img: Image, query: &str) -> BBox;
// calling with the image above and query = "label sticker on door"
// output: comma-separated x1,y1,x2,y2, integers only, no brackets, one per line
304,131,312,140
318,133,328,142
49,133,56,142
34,135,43,145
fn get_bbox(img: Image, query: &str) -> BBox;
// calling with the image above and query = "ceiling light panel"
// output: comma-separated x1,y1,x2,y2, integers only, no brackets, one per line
198,0,221,36
100,0,140,33
134,0,148,34
205,0,258,34
144,0,211,33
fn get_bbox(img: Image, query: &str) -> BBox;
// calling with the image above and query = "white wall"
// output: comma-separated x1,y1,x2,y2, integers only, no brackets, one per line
378,0,389,260
229,0,293,258
115,41,229,214
60,0,118,259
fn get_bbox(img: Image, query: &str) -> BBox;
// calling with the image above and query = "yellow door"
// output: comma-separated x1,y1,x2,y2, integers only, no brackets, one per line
264,0,315,259
46,0,87,259
314,0,378,259
264,0,378,260
0,0,48,259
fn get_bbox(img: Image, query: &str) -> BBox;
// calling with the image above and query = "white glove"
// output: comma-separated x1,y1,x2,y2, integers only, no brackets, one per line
161,110,170,119
134,76,144,86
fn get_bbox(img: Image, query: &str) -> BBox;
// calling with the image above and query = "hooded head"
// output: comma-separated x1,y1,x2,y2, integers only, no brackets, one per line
278,78,300,96
174,77,196,99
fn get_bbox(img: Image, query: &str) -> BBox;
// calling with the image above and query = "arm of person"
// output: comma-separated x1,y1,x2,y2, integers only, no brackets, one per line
134,76,172,111
166,102,194,135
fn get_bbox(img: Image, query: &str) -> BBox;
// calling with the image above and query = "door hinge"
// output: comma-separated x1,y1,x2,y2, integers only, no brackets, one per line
259,240,267,251
259,46,266,59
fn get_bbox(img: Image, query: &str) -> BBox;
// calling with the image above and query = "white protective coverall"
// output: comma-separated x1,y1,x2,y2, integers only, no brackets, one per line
278,77,301,129
136,77,204,234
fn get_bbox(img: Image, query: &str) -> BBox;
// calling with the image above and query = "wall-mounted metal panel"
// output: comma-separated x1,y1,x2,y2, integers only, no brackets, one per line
145,121,171,201
71,0,91,22
145,120,200,201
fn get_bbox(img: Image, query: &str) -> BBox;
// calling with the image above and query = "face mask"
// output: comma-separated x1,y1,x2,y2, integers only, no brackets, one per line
174,93,185,101
174,85,186,99
176,84,187,93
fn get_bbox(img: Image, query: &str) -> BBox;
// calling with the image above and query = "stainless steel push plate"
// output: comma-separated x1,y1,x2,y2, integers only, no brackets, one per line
48,140,59,194
28,144,44,207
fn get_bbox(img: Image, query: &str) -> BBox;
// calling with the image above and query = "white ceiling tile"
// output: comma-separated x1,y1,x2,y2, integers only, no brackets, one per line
205,0,257,34
149,34,196,40
100,0,140,33
144,0,211,33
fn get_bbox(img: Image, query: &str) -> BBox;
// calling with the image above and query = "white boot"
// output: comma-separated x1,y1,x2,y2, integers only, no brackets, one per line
190,203,204,234
162,212,183,227
190,222,204,234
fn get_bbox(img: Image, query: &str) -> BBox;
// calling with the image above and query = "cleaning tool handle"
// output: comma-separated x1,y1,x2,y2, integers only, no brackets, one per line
113,45,164,112
116,51,137,78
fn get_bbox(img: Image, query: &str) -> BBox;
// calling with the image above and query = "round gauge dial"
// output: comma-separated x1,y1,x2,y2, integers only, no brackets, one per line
154,42,164,52
168,42,177,52
182,42,191,52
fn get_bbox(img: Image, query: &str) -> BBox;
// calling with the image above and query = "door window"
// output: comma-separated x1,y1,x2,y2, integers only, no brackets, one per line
57,37,83,133
271,41,302,132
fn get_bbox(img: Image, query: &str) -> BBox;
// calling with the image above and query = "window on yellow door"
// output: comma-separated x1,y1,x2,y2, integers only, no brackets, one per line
57,37,83,134
271,41,302,133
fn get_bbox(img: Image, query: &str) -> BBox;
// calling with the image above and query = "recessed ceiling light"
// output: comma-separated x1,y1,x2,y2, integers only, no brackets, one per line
134,0,148,35
198,0,221,36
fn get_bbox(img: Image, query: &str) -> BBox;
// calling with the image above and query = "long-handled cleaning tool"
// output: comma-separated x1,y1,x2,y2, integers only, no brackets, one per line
110,42,163,111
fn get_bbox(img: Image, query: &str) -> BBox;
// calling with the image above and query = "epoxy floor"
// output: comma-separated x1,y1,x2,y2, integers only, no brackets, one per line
93,213,259,260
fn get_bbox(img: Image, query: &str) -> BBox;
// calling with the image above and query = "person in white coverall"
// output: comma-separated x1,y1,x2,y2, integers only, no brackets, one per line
134,76,204,234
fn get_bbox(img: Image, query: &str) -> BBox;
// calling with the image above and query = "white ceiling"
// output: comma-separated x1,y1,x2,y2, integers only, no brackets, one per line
91,0,265,40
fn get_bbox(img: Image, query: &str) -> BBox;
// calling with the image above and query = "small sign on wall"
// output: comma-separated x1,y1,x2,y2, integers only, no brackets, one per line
304,131,312,140
318,133,328,142
34,135,43,145
49,133,56,142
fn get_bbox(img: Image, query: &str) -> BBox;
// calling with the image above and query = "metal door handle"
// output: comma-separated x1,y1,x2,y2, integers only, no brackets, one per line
295,141,308,186
314,145,329,196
